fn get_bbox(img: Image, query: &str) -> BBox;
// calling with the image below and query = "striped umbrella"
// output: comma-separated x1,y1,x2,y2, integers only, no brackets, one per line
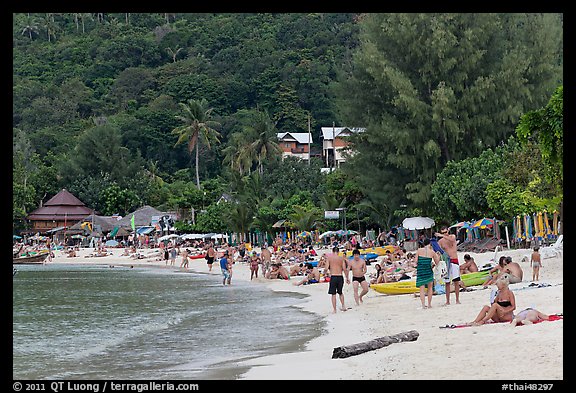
543,211,553,239
552,210,559,236
533,213,540,241
537,212,545,240
514,216,522,243
526,214,533,240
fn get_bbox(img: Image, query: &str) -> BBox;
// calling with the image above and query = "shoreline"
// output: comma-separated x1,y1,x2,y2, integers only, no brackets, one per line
43,245,563,380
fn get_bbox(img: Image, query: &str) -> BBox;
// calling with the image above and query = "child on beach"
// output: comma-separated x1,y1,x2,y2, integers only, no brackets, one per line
530,247,542,282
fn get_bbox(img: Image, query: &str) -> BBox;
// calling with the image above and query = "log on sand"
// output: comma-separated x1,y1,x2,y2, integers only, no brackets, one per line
332,330,419,359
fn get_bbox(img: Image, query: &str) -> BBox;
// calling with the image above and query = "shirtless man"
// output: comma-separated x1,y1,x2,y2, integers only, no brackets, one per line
349,249,370,306
435,226,461,304
326,246,350,313
460,254,478,274
261,246,272,277
503,256,523,283
206,242,216,272
276,263,290,280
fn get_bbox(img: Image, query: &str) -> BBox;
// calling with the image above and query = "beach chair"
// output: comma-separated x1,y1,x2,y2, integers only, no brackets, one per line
540,234,563,259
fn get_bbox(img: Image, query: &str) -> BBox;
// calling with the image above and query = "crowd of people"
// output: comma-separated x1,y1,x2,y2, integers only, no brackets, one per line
18,226,552,325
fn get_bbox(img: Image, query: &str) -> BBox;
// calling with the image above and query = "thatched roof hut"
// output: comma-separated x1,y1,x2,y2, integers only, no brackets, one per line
117,205,168,229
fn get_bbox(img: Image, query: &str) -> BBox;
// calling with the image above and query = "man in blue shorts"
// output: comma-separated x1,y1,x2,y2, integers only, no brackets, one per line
220,250,231,285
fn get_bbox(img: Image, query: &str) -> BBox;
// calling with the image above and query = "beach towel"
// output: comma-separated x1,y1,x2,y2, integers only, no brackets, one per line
439,314,563,329
430,238,445,254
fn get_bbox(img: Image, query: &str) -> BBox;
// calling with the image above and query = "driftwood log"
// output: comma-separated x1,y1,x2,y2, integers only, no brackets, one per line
332,330,419,359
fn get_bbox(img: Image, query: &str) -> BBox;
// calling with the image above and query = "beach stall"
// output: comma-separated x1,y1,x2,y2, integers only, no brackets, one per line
401,216,434,251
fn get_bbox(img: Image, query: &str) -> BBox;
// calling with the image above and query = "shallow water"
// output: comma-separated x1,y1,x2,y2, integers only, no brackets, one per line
12,264,324,380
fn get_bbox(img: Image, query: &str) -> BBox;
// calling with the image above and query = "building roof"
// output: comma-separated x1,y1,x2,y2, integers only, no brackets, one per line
69,214,120,233
26,189,93,221
320,127,365,140
116,205,167,228
277,132,313,144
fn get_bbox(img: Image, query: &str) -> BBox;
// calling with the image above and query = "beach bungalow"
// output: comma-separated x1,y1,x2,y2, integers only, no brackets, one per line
24,189,94,234
277,132,313,161
320,126,366,168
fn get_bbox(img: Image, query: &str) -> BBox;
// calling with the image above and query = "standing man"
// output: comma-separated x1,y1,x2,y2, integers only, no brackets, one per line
220,250,231,285
435,226,461,305
349,249,370,305
261,245,272,277
326,246,350,313
206,242,216,271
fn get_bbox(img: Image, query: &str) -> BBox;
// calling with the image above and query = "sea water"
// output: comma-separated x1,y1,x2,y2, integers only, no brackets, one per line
12,264,324,380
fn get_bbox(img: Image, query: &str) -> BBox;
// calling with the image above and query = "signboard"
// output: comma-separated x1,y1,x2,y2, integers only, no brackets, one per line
324,210,340,220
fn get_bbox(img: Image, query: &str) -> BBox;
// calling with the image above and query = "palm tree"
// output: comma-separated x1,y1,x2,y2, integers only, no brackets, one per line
40,13,57,42
165,46,183,63
225,202,254,243
172,98,221,189
21,16,39,40
246,111,282,175
71,13,80,32
80,13,93,34
222,132,255,176
288,205,321,231
145,159,164,187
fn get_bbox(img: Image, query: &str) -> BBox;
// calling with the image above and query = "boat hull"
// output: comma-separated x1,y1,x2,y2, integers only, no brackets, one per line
13,252,49,264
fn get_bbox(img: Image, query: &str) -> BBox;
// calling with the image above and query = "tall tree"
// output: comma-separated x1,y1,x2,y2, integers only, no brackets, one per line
172,98,222,189
21,15,39,39
247,110,283,175
336,13,563,212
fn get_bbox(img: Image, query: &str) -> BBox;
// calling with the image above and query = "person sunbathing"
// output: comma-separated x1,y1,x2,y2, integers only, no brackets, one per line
510,308,550,326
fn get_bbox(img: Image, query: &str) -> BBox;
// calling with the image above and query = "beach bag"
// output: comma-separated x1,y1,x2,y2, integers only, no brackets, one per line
434,282,446,294
433,258,447,284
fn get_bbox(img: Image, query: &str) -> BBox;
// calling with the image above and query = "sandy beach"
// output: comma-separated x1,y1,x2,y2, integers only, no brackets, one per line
46,245,563,380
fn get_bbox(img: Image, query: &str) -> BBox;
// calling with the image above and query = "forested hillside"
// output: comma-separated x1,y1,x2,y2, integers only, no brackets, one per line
13,13,563,234
13,12,361,231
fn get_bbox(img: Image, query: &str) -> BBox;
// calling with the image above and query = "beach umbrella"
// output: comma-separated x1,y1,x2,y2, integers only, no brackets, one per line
543,211,553,239
105,240,119,247
297,231,312,238
552,210,559,236
401,216,435,230
515,215,523,242
472,218,493,229
319,231,334,238
537,212,545,240
335,229,358,236
524,214,532,240
13,235,22,240
158,234,179,241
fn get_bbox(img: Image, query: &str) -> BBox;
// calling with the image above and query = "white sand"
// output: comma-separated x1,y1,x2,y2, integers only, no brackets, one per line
48,245,563,380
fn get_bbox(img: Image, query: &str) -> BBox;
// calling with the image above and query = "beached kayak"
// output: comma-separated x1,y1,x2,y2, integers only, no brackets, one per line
340,246,396,257
370,270,490,295
347,253,379,261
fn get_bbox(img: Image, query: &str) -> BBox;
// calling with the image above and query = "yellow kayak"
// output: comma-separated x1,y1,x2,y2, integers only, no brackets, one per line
339,245,396,257
370,271,490,295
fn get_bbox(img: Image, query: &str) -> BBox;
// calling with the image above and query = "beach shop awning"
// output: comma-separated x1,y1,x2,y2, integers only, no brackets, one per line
272,219,287,228
136,226,155,235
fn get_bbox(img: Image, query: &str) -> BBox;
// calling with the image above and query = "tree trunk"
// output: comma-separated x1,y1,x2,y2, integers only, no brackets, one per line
332,330,419,359
195,144,201,190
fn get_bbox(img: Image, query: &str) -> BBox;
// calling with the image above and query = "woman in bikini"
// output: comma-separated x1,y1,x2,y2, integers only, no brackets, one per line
469,276,516,325
249,253,260,280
